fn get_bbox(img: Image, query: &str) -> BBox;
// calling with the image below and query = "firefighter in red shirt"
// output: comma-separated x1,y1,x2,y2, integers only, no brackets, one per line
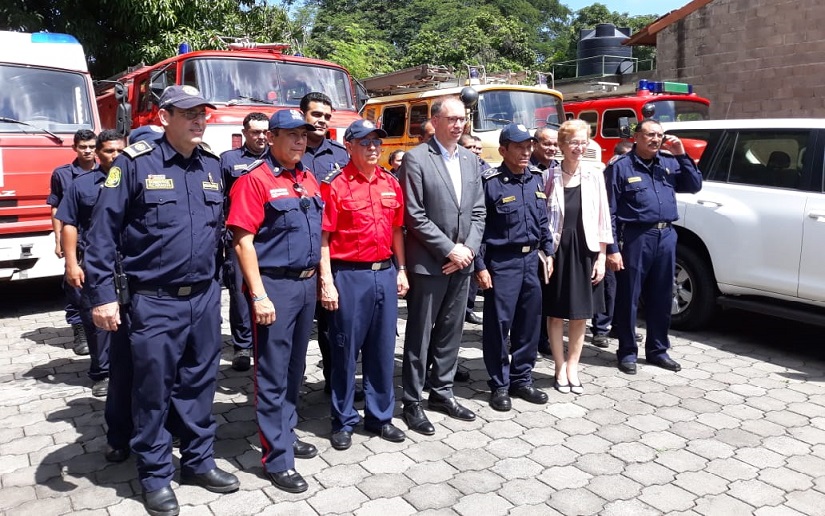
319,119,409,451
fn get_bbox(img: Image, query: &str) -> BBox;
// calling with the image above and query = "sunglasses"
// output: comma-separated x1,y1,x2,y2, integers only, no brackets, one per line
293,182,311,210
357,138,383,147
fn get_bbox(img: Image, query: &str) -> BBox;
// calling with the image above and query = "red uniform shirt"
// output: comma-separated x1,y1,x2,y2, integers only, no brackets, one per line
227,160,323,270
321,162,404,262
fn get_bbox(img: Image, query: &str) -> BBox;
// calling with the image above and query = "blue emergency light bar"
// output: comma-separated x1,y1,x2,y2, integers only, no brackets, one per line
31,32,80,44
637,80,693,95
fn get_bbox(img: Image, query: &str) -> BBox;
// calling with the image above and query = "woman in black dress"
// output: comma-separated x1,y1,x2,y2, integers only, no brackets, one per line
543,119,613,394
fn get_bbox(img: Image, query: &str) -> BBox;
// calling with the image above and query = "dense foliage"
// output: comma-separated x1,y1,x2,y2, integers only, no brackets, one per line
0,0,660,80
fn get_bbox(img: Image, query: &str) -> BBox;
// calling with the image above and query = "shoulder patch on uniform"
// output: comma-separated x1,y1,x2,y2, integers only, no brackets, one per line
527,165,543,175
482,168,502,181
104,166,122,188
243,159,265,174
198,142,219,159
122,141,154,159
322,164,344,184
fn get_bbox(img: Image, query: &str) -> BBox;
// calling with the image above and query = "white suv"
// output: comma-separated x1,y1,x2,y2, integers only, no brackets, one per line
662,119,825,329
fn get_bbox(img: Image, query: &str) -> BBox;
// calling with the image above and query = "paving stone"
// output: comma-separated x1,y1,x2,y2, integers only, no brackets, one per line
693,493,757,516
4,496,73,516
786,489,825,515
404,460,457,485
259,499,318,515
489,456,543,480
705,458,759,481
357,473,414,499
785,454,825,477
313,463,370,488
554,417,598,436
453,492,513,516
601,498,659,516
546,487,606,515
714,428,763,448
761,435,811,456
585,474,642,500
441,430,491,451
609,442,657,463
497,478,554,505
752,506,807,516
529,444,578,468
727,478,786,507
485,437,532,459
595,424,642,444
307,485,369,514
444,448,498,472
574,452,624,476
623,461,676,486
355,497,417,516
789,425,825,445
0,454,30,475
757,466,813,492
0,485,36,512
519,427,567,447
507,503,563,516
734,447,787,469
448,469,505,495
403,483,462,511
673,470,729,496
639,483,696,512
540,465,592,490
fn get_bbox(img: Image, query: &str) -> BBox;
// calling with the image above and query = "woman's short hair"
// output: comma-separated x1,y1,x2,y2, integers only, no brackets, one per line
558,118,591,143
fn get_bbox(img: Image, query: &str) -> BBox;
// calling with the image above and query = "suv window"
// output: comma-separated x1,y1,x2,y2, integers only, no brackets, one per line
720,130,810,189
578,111,597,139
666,129,724,179
602,109,637,138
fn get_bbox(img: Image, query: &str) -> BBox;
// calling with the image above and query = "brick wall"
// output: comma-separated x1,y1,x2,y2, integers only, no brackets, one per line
654,0,825,119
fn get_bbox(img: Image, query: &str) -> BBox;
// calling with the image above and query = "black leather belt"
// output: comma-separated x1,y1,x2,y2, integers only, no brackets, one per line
627,222,672,230
487,244,538,254
331,259,392,271
653,222,672,229
132,280,211,298
260,267,317,279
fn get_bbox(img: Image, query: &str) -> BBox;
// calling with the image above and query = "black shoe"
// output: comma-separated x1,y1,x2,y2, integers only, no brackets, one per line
72,324,89,355
104,446,130,463
293,440,317,459
428,394,476,421
330,430,352,450
267,469,308,493
143,486,179,516
509,385,548,405
591,334,609,349
402,402,435,436
231,349,251,371
454,367,470,383
618,361,637,375
365,423,406,443
537,342,552,357
647,356,682,372
180,467,240,493
92,378,109,397
465,312,483,325
490,388,511,412
354,384,365,402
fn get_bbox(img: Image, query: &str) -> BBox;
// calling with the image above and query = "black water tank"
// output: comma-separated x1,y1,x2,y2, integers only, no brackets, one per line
577,24,632,77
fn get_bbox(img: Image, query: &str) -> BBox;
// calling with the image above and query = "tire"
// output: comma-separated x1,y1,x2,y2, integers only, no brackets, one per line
671,243,717,330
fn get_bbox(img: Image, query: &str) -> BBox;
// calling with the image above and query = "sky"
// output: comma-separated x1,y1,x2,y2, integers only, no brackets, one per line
564,0,688,17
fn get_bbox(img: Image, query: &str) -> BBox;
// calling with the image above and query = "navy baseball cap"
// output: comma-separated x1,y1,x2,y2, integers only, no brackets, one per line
128,125,164,145
158,85,216,110
269,109,315,131
344,119,388,141
499,123,536,145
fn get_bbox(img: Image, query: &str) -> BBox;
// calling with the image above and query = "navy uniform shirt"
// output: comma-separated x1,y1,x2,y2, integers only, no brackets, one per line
302,138,349,177
54,168,107,251
47,159,94,207
84,137,224,306
475,164,553,271
220,144,268,194
605,149,702,254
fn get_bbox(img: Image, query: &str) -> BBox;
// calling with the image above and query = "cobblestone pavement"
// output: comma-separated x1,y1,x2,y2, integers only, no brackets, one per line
2,282,825,515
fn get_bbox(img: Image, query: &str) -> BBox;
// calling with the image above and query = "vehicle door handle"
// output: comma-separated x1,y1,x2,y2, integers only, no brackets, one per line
808,211,825,221
696,199,722,208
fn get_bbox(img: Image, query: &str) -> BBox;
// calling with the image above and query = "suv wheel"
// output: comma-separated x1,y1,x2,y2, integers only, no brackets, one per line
671,244,717,330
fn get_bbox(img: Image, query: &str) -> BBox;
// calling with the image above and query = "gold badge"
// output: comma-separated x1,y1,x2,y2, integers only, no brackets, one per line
145,177,174,190
502,195,516,203
535,191,547,199
104,166,121,188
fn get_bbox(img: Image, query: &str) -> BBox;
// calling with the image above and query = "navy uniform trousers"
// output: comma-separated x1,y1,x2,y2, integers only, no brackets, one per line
614,224,677,363
67,281,107,380
224,245,252,351
328,265,397,433
104,320,131,450
254,274,314,473
129,280,222,492
482,249,542,390
591,268,617,335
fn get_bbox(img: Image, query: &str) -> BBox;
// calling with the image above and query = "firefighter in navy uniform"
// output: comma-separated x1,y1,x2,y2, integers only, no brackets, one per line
84,85,239,516
219,111,269,372
606,119,702,375
226,110,323,494
474,123,554,412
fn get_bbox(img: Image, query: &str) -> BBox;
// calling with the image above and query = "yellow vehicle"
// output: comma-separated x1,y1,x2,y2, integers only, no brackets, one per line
361,64,601,168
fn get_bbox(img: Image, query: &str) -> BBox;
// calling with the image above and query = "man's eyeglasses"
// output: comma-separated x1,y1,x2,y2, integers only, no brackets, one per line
357,138,383,147
437,116,467,125
565,140,589,147
293,182,311,210
175,109,209,121
309,111,333,121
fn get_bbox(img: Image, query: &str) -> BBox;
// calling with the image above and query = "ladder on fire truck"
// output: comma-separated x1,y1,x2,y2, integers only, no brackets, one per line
362,64,544,97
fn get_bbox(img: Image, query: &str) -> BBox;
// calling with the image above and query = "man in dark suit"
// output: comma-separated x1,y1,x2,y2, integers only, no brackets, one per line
399,97,485,435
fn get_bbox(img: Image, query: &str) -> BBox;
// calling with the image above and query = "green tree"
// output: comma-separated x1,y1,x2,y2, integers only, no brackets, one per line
325,23,397,79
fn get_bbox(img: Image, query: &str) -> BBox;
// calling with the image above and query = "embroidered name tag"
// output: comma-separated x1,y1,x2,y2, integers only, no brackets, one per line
145,177,174,190
233,164,247,170
202,182,220,191
270,188,290,198
535,191,547,199
502,195,516,203
627,176,642,183
381,191,396,197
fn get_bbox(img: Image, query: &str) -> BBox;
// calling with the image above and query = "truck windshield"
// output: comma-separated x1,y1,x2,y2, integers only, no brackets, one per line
473,90,564,132
651,100,710,123
182,58,355,111
0,65,94,133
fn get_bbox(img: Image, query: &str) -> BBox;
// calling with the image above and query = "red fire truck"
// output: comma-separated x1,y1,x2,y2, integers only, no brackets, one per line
563,80,710,164
0,31,101,281
96,42,362,154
